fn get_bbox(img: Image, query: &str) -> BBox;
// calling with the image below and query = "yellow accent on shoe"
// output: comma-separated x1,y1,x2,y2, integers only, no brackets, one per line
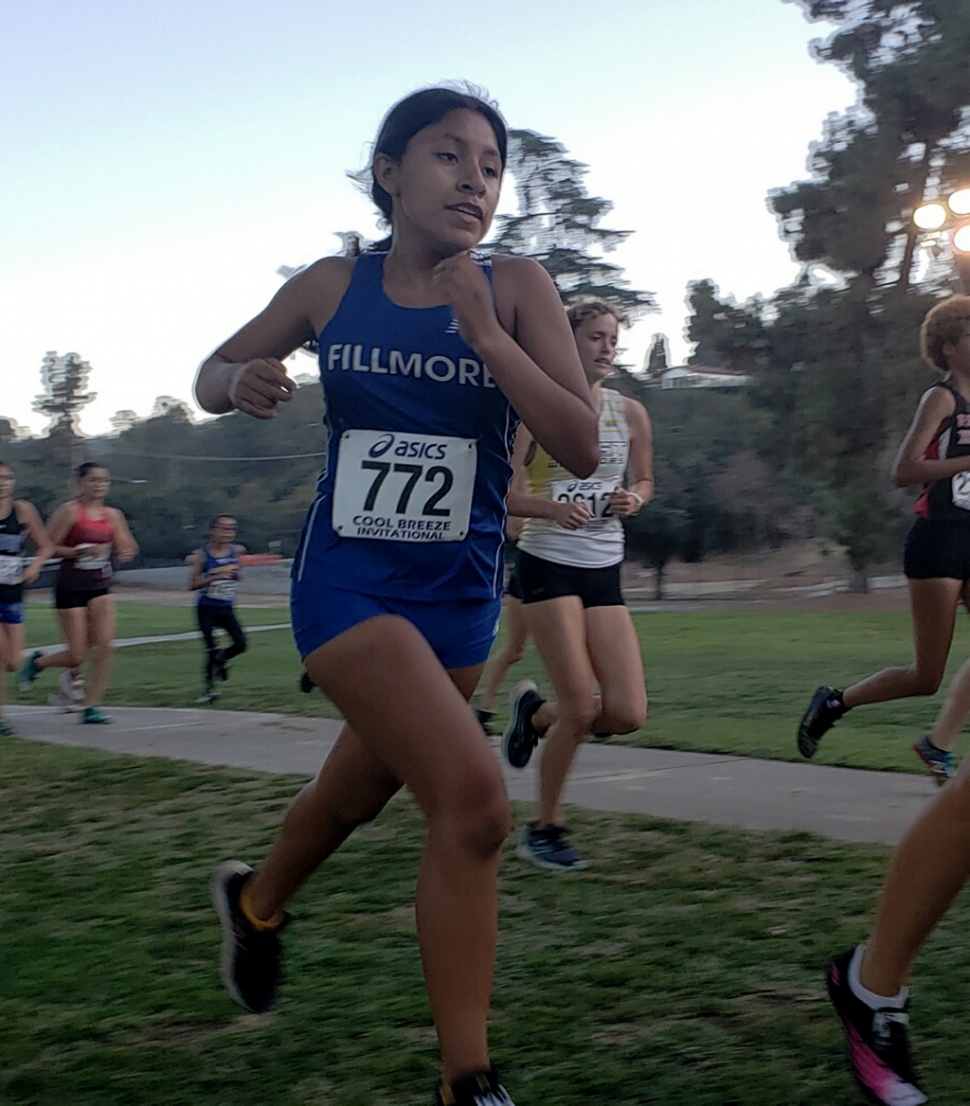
239,879,285,932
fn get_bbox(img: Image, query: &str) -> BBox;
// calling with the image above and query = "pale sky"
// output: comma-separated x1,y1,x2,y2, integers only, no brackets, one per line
1,0,853,436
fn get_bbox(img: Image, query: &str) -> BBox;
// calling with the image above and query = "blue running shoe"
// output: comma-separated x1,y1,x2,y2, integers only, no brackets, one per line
81,706,112,725
913,733,956,787
517,823,587,872
17,650,43,692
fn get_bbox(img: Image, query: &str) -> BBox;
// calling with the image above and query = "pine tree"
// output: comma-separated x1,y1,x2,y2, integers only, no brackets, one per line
645,334,670,377
487,130,654,319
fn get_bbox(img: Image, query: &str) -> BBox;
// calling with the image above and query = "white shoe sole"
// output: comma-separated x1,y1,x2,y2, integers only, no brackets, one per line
211,860,254,1009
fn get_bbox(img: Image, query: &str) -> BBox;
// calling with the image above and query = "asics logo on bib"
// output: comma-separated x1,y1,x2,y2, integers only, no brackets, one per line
324,344,497,388
564,480,600,493
367,435,449,461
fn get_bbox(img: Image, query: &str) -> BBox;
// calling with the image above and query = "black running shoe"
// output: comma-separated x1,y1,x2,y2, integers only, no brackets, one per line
797,685,846,758
211,861,287,1013
299,671,314,694
434,1068,515,1105
475,708,495,736
826,949,926,1106
502,680,546,769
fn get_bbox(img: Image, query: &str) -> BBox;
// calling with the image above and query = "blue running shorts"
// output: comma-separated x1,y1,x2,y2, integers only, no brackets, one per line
291,583,501,670
0,601,24,625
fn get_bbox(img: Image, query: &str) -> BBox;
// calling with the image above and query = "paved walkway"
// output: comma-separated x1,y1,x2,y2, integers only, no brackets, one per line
4,704,939,847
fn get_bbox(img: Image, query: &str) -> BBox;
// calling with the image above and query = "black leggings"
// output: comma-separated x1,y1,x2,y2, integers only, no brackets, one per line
197,603,247,680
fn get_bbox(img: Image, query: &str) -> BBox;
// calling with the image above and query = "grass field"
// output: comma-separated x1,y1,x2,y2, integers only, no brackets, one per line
4,736,970,1106
14,603,970,773
21,602,291,649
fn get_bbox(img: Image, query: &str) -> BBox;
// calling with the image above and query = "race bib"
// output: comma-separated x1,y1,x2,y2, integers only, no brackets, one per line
207,578,238,602
76,547,111,571
0,556,22,585
332,430,477,542
954,473,970,511
551,477,618,522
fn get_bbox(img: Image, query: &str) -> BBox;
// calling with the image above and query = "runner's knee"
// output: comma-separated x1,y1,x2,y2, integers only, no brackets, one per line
910,670,943,696
436,773,511,858
557,696,600,736
599,700,647,735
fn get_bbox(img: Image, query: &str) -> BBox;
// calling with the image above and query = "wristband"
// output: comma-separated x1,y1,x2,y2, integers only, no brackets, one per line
629,491,645,510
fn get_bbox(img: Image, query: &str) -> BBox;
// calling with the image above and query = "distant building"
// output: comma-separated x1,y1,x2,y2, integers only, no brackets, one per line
659,365,750,390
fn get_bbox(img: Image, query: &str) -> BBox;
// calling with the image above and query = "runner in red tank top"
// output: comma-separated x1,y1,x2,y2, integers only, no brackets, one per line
18,462,138,724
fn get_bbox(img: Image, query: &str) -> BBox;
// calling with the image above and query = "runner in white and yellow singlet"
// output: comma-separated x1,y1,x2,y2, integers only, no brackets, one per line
501,300,654,871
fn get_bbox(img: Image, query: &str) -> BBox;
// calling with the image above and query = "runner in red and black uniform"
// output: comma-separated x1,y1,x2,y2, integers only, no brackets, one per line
799,296,970,1106
18,462,138,724
798,295,970,782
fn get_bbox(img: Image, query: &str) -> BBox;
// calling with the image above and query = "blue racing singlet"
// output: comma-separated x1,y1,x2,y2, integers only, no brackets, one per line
293,252,517,601
197,544,241,606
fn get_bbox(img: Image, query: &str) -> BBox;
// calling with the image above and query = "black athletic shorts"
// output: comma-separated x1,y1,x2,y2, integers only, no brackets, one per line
903,518,970,581
55,587,110,610
517,548,624,608
505,546,524,601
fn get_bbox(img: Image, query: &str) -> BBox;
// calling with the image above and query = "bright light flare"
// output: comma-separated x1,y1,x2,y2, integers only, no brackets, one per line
949,189,970,216
914,202,948,230
952,224,970,254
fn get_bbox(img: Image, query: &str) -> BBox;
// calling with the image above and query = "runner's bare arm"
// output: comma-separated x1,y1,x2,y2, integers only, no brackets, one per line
194,258,353,418
109,509,139,563
505,425,592,530
46,502,81,559
434,254,598,477
187,550,207,591
17,501,54,584
892,386,970,486
609,399,654,518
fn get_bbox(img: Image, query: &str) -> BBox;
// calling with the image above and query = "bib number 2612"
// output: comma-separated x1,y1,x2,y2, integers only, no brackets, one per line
332,430,477,542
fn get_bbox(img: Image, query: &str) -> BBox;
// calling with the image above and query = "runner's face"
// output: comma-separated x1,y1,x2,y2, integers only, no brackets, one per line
0,467,13,497
80,467,110,499
574,313,619,383
383,109,503,254
212,519,236,542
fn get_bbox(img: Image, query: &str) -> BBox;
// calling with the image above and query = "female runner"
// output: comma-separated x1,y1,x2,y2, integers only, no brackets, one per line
798,296,970,775
501,301,654,871
19,462,138,724
197,86,598,1106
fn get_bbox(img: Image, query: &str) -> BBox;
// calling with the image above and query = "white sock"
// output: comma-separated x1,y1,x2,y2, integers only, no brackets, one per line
848,944,907,1010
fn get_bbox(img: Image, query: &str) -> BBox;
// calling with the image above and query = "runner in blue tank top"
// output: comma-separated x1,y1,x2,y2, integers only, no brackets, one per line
187,514,247,703
196,86,598,1106
0,460,52,737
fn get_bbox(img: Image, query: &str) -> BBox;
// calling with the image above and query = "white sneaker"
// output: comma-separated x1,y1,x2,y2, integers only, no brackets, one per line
49,671,85,713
